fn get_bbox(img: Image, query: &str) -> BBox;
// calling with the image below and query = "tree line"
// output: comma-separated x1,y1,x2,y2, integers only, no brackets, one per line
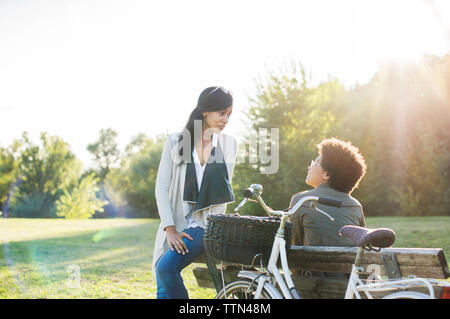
0,129,167,218
0,54,448,218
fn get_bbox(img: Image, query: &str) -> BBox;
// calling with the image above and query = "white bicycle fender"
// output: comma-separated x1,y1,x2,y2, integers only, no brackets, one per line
237,270,284,299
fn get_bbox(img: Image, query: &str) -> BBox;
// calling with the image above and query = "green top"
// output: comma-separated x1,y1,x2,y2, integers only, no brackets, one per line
288,183,365,247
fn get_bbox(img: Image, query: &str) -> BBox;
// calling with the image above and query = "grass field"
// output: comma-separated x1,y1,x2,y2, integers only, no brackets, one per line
0,217,449,299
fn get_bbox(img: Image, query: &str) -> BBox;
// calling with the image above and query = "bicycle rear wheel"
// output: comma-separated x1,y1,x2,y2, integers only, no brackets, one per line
215,279,274,299
382,291,433,299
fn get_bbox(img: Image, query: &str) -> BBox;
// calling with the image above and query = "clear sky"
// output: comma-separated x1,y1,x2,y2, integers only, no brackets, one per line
0,0,449,168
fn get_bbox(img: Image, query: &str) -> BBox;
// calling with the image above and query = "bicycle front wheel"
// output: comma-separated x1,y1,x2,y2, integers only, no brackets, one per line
215,279,274,299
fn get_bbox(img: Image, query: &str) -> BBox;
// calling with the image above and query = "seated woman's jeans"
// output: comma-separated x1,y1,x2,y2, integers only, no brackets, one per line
155,226,204,299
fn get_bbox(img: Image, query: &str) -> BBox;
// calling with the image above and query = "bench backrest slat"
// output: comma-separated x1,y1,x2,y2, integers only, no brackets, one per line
288,246,449,279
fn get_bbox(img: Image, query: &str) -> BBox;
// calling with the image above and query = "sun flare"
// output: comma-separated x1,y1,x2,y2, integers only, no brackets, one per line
353,0,448,63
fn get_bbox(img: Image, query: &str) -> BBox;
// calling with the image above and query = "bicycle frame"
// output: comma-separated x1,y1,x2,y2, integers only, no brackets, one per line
235,194,332,299
346,270,436,299
236,232,296,299
344,247,438,299
267,234,297,298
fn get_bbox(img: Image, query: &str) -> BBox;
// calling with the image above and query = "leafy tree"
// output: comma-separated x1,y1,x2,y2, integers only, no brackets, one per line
56,174,107,219
11,132,81,218
87,128,121,181
105,133,166,217
338,55,450,216
0,140,21,216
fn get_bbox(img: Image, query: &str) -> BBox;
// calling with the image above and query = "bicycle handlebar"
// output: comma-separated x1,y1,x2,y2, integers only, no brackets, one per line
235,184,340,221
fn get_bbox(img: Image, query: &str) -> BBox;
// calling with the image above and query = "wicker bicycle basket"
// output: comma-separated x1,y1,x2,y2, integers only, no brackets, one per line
204,213,292,266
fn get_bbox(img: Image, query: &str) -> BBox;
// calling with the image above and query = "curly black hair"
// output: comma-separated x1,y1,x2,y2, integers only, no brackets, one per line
317,138,367,194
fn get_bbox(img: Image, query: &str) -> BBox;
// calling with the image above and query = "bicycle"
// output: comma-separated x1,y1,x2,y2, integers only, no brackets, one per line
214,184,450,299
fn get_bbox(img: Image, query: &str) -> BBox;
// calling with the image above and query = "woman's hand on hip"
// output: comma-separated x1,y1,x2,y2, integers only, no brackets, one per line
164,226,194,255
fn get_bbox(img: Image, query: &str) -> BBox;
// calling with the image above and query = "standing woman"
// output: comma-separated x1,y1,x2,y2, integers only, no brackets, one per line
152,86,238,299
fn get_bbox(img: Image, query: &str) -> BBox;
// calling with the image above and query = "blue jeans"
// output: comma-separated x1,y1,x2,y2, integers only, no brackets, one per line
155,226,204,299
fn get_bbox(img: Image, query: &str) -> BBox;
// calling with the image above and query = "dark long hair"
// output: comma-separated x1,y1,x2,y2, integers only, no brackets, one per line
178,86,233,158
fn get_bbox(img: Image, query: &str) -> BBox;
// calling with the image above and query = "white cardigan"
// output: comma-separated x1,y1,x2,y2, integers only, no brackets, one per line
151,131,238,277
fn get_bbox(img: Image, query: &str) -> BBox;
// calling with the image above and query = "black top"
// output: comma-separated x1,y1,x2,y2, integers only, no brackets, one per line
183,142,234,214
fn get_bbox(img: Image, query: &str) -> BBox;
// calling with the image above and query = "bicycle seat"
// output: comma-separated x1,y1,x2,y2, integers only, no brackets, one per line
339,225,395,248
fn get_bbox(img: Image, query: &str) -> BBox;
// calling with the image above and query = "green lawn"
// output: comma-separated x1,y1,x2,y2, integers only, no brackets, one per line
0,217,448,299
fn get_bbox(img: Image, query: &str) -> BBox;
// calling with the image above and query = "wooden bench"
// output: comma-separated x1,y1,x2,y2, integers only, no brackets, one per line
193,245,450,298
